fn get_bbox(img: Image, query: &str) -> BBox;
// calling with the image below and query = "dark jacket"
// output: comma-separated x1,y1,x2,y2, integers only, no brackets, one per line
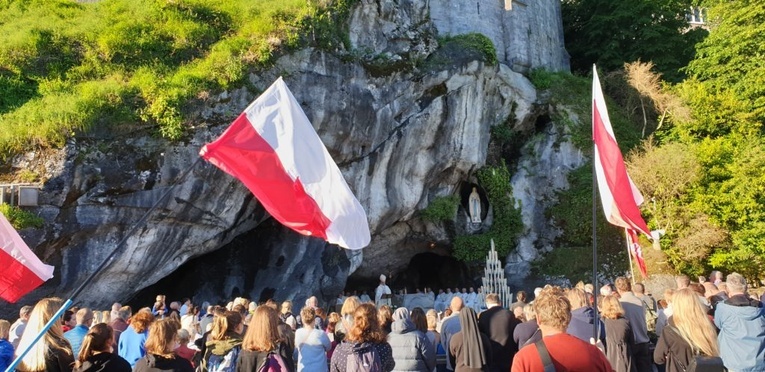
477,306,519,372
73,352,131,372
604,317,635,372
448,332,492,372
41,347,75,372
236,344,293,372
387,318,435,371
653,318,696,372
567,307,605,344
109,319,129,349
513,320,540,348
133,354,193,372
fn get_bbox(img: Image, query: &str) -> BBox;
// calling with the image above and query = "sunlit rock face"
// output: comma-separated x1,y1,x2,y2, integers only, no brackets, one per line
3,0,578,314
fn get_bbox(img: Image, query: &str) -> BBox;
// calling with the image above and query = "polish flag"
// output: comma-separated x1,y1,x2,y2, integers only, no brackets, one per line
200,77,371,250
0,212,54,303
592,66,650,276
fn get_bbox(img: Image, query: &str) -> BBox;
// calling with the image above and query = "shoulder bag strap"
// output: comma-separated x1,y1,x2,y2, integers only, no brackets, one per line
523,328,541,347
534,339,557,372
665,325,687,372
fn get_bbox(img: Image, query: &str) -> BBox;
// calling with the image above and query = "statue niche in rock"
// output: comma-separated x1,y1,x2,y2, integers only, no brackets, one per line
469,187,482,224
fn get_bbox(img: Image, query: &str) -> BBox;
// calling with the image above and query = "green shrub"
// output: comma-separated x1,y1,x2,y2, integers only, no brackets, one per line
438,33,497,66
422,195,459,222
0,204,44,229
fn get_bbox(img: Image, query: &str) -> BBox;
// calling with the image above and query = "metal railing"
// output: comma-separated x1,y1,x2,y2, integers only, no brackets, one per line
0,183,41,207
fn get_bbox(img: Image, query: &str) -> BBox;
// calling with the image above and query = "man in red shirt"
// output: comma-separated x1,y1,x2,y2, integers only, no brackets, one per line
512,286,612,372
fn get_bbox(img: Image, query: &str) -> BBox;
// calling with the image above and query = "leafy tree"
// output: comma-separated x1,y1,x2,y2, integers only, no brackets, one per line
685,0,765,133
562,0,707,82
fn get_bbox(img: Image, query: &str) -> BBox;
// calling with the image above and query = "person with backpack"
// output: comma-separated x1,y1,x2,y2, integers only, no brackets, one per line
280,302,297,332
653,288,721,372
634,283,658,341
330,303,394,372
200,311,244,372
600,295,635,372
236,306,292,372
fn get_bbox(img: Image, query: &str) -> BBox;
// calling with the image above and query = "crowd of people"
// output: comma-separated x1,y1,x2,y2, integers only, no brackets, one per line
1,270,763,372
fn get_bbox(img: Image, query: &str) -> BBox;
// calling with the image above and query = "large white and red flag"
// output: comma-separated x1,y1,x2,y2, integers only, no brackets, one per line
592,66,650,277
0,212,54,303
200,77,371,250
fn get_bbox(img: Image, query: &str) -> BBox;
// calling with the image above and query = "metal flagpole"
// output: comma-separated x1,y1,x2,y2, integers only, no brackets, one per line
592,162,599,342
591,64,600,342
5,157,203,372
625,228,636,286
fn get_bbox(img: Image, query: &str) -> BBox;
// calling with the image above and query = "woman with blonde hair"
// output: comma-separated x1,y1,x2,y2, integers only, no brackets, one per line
118,308,154,367
201,311,243,372
15,297,74,372
133,319,193,372
279,301,296,331
100,310,111,325
425,309,441,351
329,303,394,372
73,323,131,372
236,306,292,372
601,295,634,372
378,305,393,335
654,288,720,372
334,296,361,343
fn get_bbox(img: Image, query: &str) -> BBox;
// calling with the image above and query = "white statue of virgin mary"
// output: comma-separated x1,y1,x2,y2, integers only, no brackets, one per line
468,187,482,223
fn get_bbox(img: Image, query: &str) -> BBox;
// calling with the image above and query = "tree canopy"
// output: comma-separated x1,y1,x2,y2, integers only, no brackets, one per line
562,0,707,82
555,0,765,279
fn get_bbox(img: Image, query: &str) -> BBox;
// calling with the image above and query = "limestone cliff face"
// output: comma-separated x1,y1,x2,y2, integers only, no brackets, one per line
429,0,569,73
3,0,578,312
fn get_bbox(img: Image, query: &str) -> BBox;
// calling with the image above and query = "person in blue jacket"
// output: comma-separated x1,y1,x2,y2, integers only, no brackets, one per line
118,309,155,367
64,308,94,356
714,273,765,372
0,319,14,372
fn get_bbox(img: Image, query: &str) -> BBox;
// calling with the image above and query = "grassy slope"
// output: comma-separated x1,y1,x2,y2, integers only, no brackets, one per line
0,0,353,159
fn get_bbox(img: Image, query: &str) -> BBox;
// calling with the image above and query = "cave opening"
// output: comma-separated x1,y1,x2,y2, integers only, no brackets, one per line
125,228,269,309
345,252,473,296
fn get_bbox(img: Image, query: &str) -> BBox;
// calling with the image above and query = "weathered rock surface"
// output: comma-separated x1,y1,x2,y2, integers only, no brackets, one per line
2,0,578,314
429,0,569,72
507,119,586,285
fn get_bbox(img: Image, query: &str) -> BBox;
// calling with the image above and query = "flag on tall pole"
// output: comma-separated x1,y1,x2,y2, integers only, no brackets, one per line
592,66,651,277
200,77,371,250
0,212,54,303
